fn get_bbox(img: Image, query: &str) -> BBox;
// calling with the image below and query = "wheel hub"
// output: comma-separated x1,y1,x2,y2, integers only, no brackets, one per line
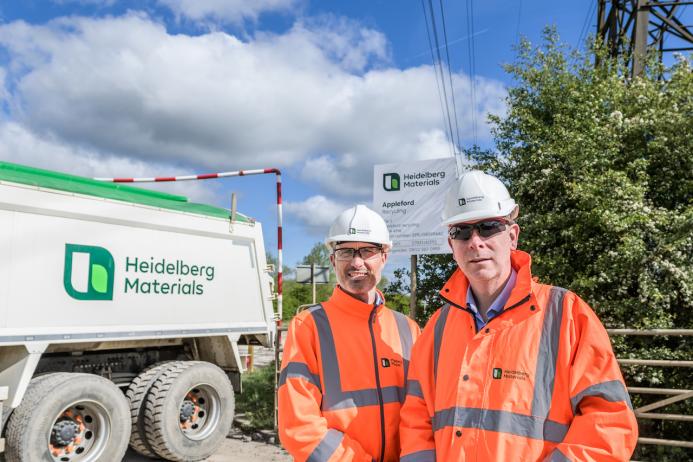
180,400,195,421
51,420,79,446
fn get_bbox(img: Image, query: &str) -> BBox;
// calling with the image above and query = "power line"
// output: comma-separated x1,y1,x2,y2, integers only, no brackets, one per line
421,0,455,158
438,0,462,155
465,0,479,146
577,0,596,52
425,0,459,156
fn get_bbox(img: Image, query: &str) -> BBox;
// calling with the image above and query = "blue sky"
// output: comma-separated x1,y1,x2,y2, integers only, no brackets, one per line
1,1,685,276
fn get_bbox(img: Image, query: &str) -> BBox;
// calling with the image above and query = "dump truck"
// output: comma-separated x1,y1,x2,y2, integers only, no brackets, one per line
0,161,277,461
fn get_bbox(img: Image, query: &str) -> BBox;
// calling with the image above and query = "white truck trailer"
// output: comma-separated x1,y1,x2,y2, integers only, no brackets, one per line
0,161,277,461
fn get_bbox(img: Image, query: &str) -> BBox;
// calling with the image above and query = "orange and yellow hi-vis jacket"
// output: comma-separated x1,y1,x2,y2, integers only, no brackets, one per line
279,286,421,461
399,250,638,461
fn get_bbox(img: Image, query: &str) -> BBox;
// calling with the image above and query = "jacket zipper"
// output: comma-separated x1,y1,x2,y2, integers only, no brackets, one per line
369,306,386,462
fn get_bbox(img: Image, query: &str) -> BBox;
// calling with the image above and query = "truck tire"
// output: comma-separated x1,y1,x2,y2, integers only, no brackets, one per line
144,361,235,461
4,372,131,462
126,361,183,458
1,373,54,436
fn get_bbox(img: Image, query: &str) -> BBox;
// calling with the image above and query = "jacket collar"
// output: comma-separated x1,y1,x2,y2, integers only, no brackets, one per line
327,285,384,319
439,250,533,311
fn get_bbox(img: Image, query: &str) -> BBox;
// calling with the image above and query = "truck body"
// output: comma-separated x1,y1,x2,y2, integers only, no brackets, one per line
0,162,276,461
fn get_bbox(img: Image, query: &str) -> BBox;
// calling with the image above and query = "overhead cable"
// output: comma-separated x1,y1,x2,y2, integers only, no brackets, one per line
438,0,463,154
465,0,479,146
426,0,459,156
421,0,456,158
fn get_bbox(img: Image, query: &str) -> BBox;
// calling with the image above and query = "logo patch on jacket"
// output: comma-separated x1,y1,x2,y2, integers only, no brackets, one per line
492,367,529,381
381,358,402,368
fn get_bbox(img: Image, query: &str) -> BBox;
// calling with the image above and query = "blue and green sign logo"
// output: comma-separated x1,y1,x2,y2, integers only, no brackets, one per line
383,173,400,191
492,368,503,379
64,244,115,301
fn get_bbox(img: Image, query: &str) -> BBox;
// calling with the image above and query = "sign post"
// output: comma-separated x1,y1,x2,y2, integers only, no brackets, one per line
296,265,330,304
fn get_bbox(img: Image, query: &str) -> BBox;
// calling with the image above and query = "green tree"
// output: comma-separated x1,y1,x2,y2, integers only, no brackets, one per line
390,30,692,459
301,242,331,266
281,243,336,320
473,30,692,460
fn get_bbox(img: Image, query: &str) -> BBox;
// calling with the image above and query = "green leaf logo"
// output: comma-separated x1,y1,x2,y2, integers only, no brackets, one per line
383,173,401,191
64,244,115,301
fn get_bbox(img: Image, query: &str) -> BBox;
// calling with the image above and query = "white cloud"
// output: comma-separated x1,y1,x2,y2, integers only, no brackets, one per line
158,0,300,24
284,195,349,233
0,121,218,204
0,13,506,201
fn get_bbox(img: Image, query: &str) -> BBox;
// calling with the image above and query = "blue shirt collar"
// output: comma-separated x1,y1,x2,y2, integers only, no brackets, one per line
466,268,517,330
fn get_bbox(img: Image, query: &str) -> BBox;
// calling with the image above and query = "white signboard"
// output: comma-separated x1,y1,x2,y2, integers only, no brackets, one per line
373,158,457,255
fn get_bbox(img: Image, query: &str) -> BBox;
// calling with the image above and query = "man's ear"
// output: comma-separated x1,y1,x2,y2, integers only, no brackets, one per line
329,253,336,268
509,223,520,250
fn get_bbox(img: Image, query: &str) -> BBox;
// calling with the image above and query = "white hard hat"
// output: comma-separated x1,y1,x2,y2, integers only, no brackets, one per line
441,170,518,226
325,204,392,250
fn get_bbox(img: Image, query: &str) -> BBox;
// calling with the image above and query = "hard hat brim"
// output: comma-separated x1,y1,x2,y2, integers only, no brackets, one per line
325,235,392,251
441,203,517,227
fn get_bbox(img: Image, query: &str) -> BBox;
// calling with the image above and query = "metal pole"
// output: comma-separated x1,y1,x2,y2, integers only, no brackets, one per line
633,0,651,76
409,254,418,321
247,344,254,372
311,263,316,305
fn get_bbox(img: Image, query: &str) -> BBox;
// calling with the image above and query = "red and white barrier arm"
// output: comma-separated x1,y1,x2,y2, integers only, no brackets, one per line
94,169,284,322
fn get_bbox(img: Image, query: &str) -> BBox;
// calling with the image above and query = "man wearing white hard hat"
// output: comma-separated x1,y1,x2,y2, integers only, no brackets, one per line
400,171,638,461
279,205,420,462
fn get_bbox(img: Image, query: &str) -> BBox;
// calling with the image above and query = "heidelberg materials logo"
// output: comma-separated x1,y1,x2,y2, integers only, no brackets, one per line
492,368,503,379
64,244,115,301
383,173,400,191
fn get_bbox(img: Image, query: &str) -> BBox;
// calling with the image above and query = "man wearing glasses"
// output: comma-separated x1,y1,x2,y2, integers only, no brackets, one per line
400,171,637,461
279,205,420,462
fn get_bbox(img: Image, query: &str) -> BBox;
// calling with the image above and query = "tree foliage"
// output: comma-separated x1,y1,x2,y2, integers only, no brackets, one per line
475,30,692,459
390,30,692,458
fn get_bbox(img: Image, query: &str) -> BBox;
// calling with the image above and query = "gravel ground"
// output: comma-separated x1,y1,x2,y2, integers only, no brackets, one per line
123,434,292,462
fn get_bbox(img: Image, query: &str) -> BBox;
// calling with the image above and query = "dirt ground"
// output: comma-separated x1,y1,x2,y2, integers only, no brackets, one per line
123,436,292,461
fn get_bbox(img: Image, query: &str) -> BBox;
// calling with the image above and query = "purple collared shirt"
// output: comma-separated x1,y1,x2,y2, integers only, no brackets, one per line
466,269,517,331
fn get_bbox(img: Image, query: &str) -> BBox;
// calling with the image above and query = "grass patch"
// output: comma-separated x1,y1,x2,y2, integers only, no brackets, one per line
236,361,275,429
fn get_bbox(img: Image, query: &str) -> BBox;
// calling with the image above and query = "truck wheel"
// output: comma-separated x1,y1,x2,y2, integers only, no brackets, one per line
144,361,235,461
4,372,130,462
126,361,182,458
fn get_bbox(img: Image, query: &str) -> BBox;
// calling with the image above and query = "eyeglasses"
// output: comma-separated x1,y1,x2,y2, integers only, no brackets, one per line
448,220,510,241
333,246,383,261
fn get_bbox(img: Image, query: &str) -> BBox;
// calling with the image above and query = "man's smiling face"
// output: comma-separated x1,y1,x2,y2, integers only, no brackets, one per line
330,242,388,300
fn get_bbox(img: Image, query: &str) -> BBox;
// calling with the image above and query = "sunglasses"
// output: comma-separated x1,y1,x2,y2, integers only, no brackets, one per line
333,246,383,261
448,220,509,241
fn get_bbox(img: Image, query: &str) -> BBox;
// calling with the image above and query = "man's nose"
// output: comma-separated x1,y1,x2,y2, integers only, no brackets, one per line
466,229,486,247
350,252,366,265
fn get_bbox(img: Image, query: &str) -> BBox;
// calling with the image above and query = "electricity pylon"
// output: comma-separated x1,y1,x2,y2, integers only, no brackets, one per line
597,0,693,76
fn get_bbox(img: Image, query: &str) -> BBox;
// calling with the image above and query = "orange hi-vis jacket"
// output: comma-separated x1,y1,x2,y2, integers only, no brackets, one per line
400,250,638,461
279,286,421,462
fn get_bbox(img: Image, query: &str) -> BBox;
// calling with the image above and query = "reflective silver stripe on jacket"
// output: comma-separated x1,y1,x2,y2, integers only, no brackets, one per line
400,449,436,462
278,362,322,392
306,429,344,462
433,304,450,383
570,379,633,414
531,286,567,419
546,448,571,462
406,379,424,399
432,406,569,443
309,304,407,411
393,310,414,386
